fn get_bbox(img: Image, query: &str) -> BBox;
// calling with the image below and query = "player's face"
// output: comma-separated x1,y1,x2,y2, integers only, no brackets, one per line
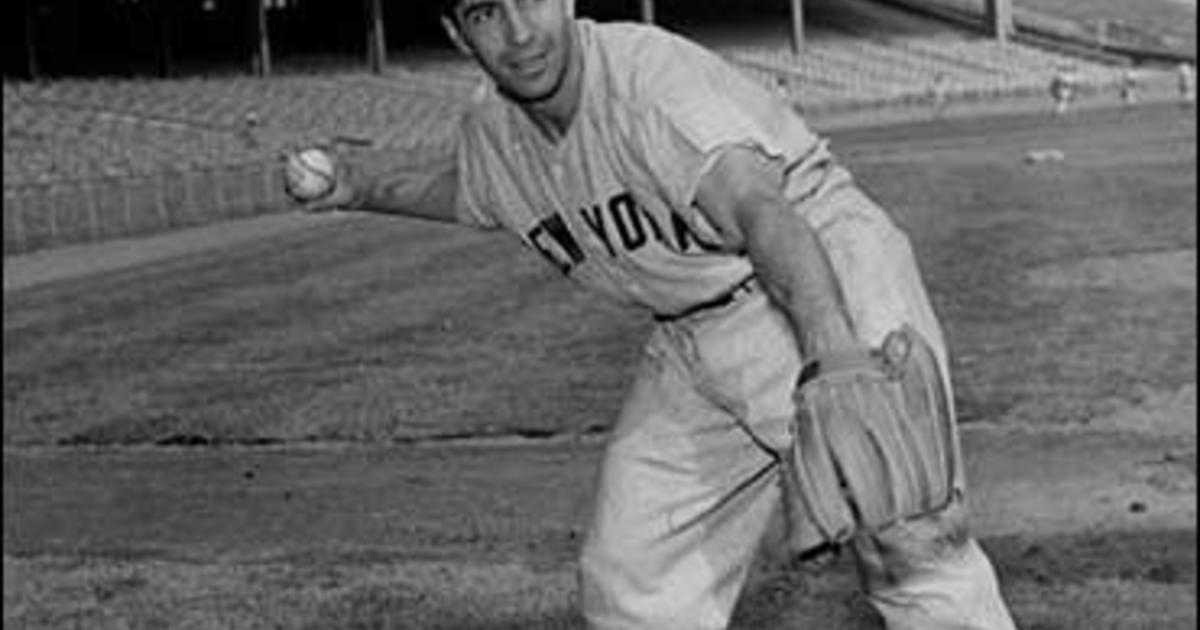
447,0,577,104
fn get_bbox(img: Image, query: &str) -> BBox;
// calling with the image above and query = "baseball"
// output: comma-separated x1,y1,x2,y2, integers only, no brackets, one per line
285,148,337,202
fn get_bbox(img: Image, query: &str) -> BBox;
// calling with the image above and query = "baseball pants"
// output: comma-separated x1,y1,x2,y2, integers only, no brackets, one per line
579,187,1016,630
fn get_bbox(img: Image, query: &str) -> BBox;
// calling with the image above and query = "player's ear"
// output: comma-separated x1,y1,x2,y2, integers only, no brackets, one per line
441,15,473,57
563,0,577,18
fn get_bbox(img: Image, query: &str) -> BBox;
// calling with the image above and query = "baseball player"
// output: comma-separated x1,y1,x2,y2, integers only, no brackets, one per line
286,1,1017,628
1050,66,1077,116
1119,68,1138,107
928,71,950,119
1178,62,1195,105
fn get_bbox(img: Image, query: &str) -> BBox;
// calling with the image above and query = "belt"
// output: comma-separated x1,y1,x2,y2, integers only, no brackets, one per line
653,276,758,323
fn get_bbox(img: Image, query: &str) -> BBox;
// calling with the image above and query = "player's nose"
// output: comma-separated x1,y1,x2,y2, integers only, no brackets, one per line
504,4,535,46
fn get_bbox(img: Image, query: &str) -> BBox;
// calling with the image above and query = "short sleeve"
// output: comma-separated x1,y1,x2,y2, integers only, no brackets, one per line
620,34,821,214
454,124,502,229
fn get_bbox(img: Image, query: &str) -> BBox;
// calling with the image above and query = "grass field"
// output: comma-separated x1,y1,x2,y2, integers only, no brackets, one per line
3,104,1196,629
3,0,1196,625
4,105,1194,447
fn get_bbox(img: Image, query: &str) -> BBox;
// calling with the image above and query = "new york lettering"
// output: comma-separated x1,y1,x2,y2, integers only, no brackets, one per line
525,192,723,274
528,213,584,274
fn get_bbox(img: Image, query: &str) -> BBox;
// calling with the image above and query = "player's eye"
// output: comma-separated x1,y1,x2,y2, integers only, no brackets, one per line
462,4,499,27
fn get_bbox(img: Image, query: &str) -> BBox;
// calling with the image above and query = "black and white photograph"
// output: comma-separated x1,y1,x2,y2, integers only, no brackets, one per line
4,0,1195,628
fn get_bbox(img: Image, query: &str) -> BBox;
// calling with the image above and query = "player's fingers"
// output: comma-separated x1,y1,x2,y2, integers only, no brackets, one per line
299,200,340,214
293,193,341,214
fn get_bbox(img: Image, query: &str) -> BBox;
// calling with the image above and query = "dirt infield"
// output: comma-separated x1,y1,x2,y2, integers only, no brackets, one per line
4,412,1196,628
3,104,1196,628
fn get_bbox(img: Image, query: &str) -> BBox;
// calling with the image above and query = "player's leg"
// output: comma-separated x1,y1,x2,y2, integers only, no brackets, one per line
810,187,1017,629
578,297,796,630
854,514,1016,630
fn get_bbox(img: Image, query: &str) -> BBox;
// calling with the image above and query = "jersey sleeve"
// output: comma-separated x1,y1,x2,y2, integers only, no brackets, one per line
453,127,501,229
617,32,823,224
452,104,511,230
340,117,498,228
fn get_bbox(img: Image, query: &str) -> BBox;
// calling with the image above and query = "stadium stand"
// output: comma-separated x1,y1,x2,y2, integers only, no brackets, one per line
0,0,1181,254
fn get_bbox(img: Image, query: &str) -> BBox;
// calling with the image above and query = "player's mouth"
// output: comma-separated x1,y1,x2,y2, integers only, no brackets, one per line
509,52,549,80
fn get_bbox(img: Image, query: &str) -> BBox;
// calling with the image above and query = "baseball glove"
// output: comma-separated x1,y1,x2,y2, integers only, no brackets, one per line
779,325,961,555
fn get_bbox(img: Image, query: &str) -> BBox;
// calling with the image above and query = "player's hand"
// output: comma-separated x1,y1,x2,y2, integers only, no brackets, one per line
281,146,357,213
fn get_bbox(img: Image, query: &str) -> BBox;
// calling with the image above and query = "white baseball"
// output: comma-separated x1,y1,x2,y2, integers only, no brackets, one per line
286,148,337,201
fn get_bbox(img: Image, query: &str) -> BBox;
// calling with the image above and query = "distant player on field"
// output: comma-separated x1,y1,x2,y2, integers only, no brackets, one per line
284,1,1017,628
1178,62,1195,106
929,71,950,119
1050,65,1078,116
1119,68,1138,107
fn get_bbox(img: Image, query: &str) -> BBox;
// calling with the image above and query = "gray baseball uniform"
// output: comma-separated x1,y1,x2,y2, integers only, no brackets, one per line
369,18,1017,630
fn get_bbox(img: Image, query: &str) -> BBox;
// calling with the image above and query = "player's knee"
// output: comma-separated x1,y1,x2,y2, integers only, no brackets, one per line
852,496,972,591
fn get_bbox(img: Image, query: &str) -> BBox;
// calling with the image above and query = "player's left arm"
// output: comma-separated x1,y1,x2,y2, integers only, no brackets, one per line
693,146,858,358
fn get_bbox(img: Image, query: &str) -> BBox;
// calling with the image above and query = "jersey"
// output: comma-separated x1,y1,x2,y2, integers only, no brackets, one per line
453,19,853,317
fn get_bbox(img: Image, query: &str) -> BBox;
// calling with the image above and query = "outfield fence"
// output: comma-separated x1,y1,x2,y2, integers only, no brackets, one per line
3,160,289,255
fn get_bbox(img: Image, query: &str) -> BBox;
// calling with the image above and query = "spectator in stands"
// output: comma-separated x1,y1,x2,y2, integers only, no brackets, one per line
774,75,792,103
241,112,262,149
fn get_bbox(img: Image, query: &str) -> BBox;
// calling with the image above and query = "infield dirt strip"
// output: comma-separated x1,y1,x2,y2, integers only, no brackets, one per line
4,106,1196,629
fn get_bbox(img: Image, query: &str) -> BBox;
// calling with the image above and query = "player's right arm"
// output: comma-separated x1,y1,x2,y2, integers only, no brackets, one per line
286,144,463,225
345,150,462,224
